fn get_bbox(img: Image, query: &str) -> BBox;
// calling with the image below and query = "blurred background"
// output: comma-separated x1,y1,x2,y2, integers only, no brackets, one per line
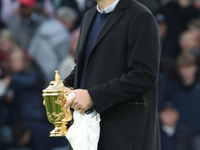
0,0,200,150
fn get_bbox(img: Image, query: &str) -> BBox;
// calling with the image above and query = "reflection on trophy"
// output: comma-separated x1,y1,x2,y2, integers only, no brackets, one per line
42,70,73,137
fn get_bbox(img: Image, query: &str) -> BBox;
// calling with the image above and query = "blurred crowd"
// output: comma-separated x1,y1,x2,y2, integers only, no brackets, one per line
152,0,200,150
0,0,94,150
0,0,200,150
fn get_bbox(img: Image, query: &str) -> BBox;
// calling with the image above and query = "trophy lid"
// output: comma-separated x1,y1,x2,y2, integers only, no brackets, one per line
43,70,66,93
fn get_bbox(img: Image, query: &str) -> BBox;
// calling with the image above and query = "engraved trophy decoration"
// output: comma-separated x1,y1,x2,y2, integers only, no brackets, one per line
42,70,73,137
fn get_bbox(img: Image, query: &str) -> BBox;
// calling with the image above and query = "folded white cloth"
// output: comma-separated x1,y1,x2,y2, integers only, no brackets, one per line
66,110,100,150
66,93,101,150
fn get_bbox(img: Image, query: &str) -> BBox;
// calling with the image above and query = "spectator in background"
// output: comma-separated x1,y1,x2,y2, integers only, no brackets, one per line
156,0,199,57
58,28,80,80
155,13,176,74
0,29,19,74
6,0,46,50
36,0,55,19
159,102,193,150
51,0,80,14
60,0,96,28
0,30,20,127
28,6,77,87
179,30,200,55
0,0,19,23
0,30,22,136
50,0,96,29
188,19,200,42
0,49,68,150
5,49,46,124
160,0,199,36
0,28,45,90
1,0,56,22
194,0,200,10
163,53,200,150
50,0,80,29
164,28,200,79
187,19,200,59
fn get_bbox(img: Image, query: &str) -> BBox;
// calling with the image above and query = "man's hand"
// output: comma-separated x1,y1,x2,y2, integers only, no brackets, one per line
64,88,94,114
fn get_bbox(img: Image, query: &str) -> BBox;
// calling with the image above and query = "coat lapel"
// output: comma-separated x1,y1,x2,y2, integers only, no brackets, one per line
76,7,97,87
91,0,131,51
92,11,122,51
78,7,97,60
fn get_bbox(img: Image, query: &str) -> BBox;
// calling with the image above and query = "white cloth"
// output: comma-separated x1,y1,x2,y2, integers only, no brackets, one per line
66,110,100,150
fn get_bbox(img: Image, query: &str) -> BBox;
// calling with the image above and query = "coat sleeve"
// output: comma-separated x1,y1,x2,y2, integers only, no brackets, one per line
87,11,161,113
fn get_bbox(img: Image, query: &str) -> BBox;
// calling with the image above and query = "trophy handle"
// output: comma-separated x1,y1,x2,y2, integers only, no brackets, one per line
61,90,73,121
47,90,73,137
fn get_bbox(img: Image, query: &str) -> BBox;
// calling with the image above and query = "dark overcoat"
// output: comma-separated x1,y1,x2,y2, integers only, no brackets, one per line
64,0,161,149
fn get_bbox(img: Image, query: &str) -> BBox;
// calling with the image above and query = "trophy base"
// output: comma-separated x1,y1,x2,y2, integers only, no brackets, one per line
50,123,68,137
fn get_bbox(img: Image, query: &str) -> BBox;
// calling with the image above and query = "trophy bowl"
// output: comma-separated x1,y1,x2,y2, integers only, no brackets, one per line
42,70,73,137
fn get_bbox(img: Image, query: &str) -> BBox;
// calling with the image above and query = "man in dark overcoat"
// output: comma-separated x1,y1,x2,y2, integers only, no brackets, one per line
64,0,161,149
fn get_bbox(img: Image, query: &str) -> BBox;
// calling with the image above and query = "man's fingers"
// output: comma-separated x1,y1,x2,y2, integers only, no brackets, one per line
64,97,74,109
43,100,45,106
66,88,76,94
79,109,86,114
73,104,80,111
71,101,77,109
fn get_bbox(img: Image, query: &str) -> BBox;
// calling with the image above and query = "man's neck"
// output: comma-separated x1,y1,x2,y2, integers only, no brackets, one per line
96,0,116,10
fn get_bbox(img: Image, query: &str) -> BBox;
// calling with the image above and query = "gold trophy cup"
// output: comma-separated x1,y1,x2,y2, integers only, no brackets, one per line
42,70,73,137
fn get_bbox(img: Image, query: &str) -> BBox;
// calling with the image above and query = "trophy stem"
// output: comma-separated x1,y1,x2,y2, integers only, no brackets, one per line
50,122,68,137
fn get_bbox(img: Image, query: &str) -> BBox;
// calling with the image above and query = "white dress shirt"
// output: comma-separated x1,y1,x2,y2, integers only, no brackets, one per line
96,0,120,14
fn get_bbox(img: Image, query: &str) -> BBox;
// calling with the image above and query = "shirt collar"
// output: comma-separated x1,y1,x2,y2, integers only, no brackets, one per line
96,0,120,14
162,125,176,137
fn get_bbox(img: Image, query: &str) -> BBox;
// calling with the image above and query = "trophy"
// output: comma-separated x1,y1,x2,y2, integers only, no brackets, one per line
42,70,73,137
